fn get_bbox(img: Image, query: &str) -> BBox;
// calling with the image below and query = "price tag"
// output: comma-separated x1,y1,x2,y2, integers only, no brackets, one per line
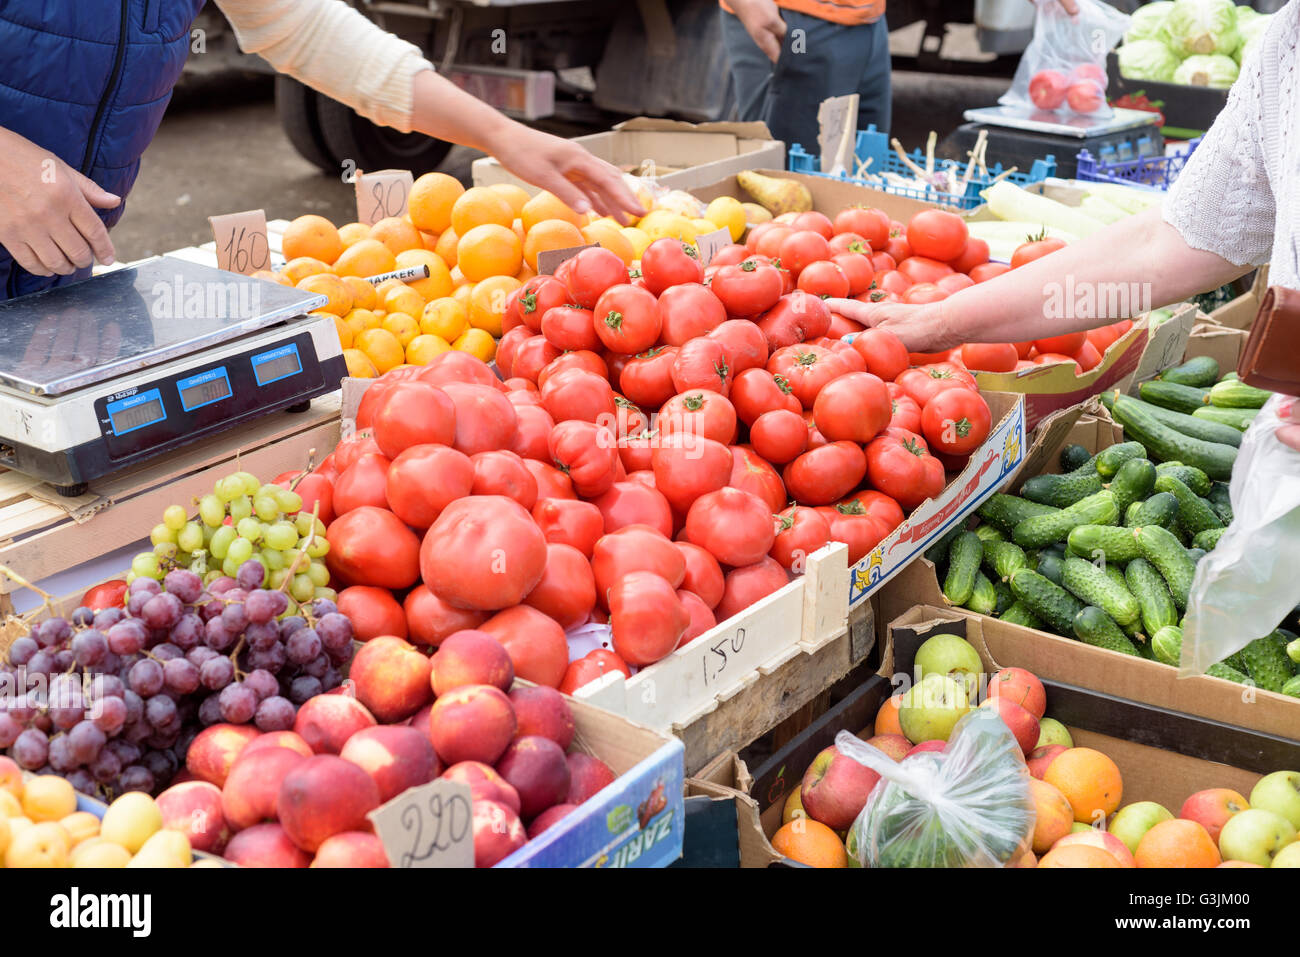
355,169,414,226
537,242,597,276
817,94,859,176
698,626,747,689
694,227,732,267
209,209,270,275
369,779,474,868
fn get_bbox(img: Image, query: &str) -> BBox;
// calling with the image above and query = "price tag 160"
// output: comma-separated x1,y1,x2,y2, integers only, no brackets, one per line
209,209,270,275
356,168,414,226
369,778,474,868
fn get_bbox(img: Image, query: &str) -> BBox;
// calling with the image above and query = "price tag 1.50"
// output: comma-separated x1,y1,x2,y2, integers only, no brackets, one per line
209,209,270,275
356,168,414,226
370,778,474,868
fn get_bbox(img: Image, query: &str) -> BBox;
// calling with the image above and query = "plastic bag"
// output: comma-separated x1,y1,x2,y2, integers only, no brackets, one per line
1181,394,1300,675
835,707,1034,868
999,0,1130,118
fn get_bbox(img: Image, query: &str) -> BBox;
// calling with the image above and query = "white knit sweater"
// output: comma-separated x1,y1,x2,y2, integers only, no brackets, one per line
1163,2,1299,289
214,0,434,133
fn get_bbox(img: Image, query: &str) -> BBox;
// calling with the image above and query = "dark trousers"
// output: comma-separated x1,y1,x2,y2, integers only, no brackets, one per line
721,8,892,156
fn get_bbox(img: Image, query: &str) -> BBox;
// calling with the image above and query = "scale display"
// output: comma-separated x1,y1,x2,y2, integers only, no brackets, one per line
251,344,302,386
177,367,233,411
106,389,166,435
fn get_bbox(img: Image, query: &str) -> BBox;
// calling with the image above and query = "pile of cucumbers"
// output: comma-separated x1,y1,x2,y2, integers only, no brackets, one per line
923,354,1300,695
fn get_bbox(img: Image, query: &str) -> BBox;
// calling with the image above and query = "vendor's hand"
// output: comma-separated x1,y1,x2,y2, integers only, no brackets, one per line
731,0,787,63
489,125,645,223
826,298,963,353
0,127,118,276
1279,398,1300,453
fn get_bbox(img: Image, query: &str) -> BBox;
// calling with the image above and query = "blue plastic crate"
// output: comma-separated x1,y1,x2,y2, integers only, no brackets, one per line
1076,137,1200,190
787,124,1056,211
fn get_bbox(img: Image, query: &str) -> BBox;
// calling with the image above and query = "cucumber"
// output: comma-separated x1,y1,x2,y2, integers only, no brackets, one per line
1035,553,1065,585
1224,650,1249,673
966,572,999,616
1040,543,1067,560
1154,462,1212,497
1125,491,1178,529
1111,395,1237,480
1187,547,1207,564
1193,406,1259,431
1133,399,1244,448
993,577,1016,616
1009,568,1086,635
1240,634,1296,693
1067,524,1143,564
943,531,983,606
1126,558,1179,638
1209,379,1271,409
982,539,1029,582
1138,379,1210,414
1135,634,1157,659
1153,474,1224,536
1060,444,1093,473
1157,355,1219,387
1287,636,1300,667
1282,675,1300,699
1151,624,1183,665
1073,606,1141,656
1206,483,1233,525
1192,527,1226,551
977,494,1060,534
1135,524,1196,611
1012,490,1119,549
1207,662,1250,684
1107,457,1157,514
1060,557,1141,626
1095,441,1148,479
924,523,965,566
1000,601,1043,629
1020,471,1105,508
1220,371,1239,380
974,524,1005,544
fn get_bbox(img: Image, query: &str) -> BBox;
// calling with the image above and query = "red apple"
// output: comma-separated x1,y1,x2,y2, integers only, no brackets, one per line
442,761,521,816
185,723,261,786
349,635,433,723
238,731,314,762
277,755,382,852
905,740,947,757
221,746,308,832
864,733,910,763
1027,744,1068,780
1029,69,1068,110
509,685,575,750
430,630,515,695
527,803,578,839
155,781,230,853
1066,81,1103,114
566,753,616,805
978,696,1040,754
311,831,390,868
223,822,311,868
495,735,571,820
1052,829,1136,867
293,694,377,755
340,725,440,802
985,667,1046,719
428,684,517,766
472,799,527,868
800,745,880,831
1180,788,1250,845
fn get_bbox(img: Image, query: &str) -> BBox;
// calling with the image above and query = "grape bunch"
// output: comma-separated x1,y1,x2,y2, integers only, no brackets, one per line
0,562,355,801
130,469,334,605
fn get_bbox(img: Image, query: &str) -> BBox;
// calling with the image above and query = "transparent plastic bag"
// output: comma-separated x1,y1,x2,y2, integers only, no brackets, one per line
1181,394,1300,675
834,708,1034,868
999,0,1130,118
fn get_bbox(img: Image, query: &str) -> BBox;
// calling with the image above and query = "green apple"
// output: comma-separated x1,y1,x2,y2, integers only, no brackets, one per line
1250,771,1300,830
1110,801,1174,855
1271,841,1300,867
1035,717,1074,749
1070,822,1092,834
899,673,970,743
914,633,983,696
1218,808,1297,866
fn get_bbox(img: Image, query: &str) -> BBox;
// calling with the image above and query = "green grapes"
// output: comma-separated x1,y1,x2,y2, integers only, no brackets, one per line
163,504,188,531
265,522,298,551
177,521,204,553
235,517,262,542
228,495,253,523
210,525,237,561
253,495,279,522
227,537,255,565
150,523,176,546
198,494,225,527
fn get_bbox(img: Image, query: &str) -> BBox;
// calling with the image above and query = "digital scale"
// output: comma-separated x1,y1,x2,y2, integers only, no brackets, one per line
0,257,347,495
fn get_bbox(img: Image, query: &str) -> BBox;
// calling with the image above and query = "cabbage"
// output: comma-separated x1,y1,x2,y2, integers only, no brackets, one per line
1161,0,1240,56
1119,39,1182,82
1174,52,1240,87
1125,2,1174,43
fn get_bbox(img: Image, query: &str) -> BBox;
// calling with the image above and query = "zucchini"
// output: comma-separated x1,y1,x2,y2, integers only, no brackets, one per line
1073,606,1141,656
1067,524,1142,564
993,577,1016,616
1138,379,1210,414
1126,558,1179,638
974,524,1005,544
1012,490,1119,549
1111,394,1237,480
966,572,999,616
1133,399,1244,448
1151,624,1182,665
1020,471,1105,508
1000,601,1043,629
1095,441,1148,479
1207,662,1250,684
982,539,1029,582
1060,444,1093,473
1157,355,1219,387
1154,462,1212,497
1192,527,1226,551
1135,524,1196,611
942,531,983,606
1206,483,1233,525
1153,474,1224,536
1107,457,1156,514
1009,568,1086,635
1125,491,1178,529
977,494,1060,534
1240,632,1297,694
1209,379,1271,409
1035,553,1065,585
1060,556,1141,626
924,523,965,566
1193,406,1259,431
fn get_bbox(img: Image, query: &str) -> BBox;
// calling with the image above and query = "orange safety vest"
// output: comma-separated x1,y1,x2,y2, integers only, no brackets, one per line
720,0,885,27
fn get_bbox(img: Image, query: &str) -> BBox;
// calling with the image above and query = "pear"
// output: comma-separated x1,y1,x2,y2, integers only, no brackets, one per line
126,829,192,868
736,170,812,216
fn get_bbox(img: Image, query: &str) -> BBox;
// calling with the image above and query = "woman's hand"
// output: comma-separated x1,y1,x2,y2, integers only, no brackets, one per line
1279,398,1300,453
826,297,961,352
488,125,645,222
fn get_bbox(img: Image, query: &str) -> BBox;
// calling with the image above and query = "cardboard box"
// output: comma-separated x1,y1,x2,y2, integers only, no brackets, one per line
472,118,784,193
691,169,941,224
1183,319,1249,373
1210,266,1267,332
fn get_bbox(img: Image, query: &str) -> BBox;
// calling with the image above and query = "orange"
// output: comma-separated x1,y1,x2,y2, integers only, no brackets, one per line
450,186,514,237
382,311,420,348
458,224,523,282
515,262,537,283
452,283,474,311
338,222,370,247
521,190,582,232
453,327,497,363
333,238,397,279
282,214,343,265
296,273,353,316
770,818,848,868
582,221,635,265
369,216,423,256
250,269,291,287
381,283,425,321
373,277,405,301
522,218,585,271
419,229,440,252
332,316,354,350
394,248,454,301
468,275,522,337
354,328,405,374
406,334,453,365
281,256,333,285
340,275,377,311
1044,748,1123,825
489,182,531,217
343,308,381,339
1038,844,1121,868
874,695,904,738
343,348,378,379
435,227,459,268
1134,819,1222,868
408,171,465,233
1029,778,1075,854
512,218,526,244
621,226,652,260
421,298,469,342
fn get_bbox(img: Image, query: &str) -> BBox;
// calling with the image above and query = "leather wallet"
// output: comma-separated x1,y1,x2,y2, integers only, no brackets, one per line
1238,285,1300,397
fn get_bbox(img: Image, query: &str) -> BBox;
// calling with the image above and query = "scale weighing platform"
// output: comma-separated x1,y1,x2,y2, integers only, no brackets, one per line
0,257,347,495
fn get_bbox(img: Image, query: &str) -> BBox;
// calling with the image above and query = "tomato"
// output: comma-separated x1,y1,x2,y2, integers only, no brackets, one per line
831,253,874,296
817,504,892,564
882,228,911,263
521,460,573,501
416,350,498,390
1034,352,1082,374
700,323,762,382
540,304,599,352
676,590,717,647
767,344,851,409
656,282,725,345
783,441,867,506
789,211,832,239
710,244,751,268
333,434,382,474
1011,236,1067,269
651,433,733,513
592,524,686,598
901,282,946,306
1087,326,1120,354
559,649,631,695
591,480,674,538
921,389,991,456
508,404,556,462
674,541,725,609
469,449,539,510
828,232,869,256
441,382,519,455
401,586,487,648
495,327,534,380
754,224,792,259
812,371,891,444
280,472,335,527
970,262,1011,283
875,270,912,296
659,389,737,445
510,336,562,383
906,210,968,262
640,238,703,295
334,451,392,515
833,207,890,248
607,571,690,667
848,328,907,383
757,291,833,352
728,446,786,514
612,396,648,439
537,349,607,390
522,543,596,629
750,408,808,464
715,557,789,621
895,364,977,407
796,260,849,299
729,367,802,425
479,605,568,688
838,489,905,531
864,430,945,510
959,342,1019,373
82,579,127,610
948,237,990,274
508,275,570,333
326,506,421,589
710,259,784,317
539,368,616,425
382,444,472,529
1072,340,1102,372
355,378,398,432
561,246,630,308
531,497,604,557
770,506,832,572
936,273,975,295
827,311,866,339
671,337,732,395
776,229,830,277
420,495,547,610
548,420,619,498
680,487,774,568
313,452,340,484
593,284,660,354
617,428,658,474
887,391,922,433
1034,332,1087,356
336,585,407,642
869,251,897,274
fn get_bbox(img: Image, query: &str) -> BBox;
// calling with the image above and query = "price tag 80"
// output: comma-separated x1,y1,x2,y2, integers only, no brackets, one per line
356,169,414,226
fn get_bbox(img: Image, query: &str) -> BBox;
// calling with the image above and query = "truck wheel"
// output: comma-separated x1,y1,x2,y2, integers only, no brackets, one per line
274,77,339,175
315,96,453,178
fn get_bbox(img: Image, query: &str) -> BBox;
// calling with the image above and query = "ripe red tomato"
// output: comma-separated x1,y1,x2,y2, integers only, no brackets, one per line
640,238,703,295
608,571,690,667
419,495,548,611
675,541,725,609
659,389,737,446
827,312,866,340
656,282,725,345
897,255,955,286
770,506,832,572
921,389,992,456
384,444,472,529
590,284,659,355
676,589,717,647
849,328,909,382
561,246,630,308
1034,332,1087,356
531,497,605,557
870,251,897,274
539,367,616,426
710,259,784,317
592,524,686,598
591,481,674,538
685,488,776,568
618,345,679,408
479,604,568,687
327,506,421,589
900,283,947,305
548,420,619,498
715,557,789,620
790,211,833,239
470,450,539,510
495,327,535,379
838,489,905,531
508,276,570,332
882,227,910,263
369,381,455,459
540,304,599,352
538,351,609,391
828,231,869,256
817,504,892,564
970,262,1011,283
671,337,732,395
777,229,831,276
783,441,867,506
333,451,392,515
280,472,335,527
949,237,990,274
757,291,833,352
523,459,576,500
509,404,556,462
767,344,852,409
403,585,487,648
335,585,407,642
1072,339,1103,372
936,273,975,295
617,428,658,474
729,367,802,425
728,446,786,514
416,349,499,390
82,580,128,610
796,261,849,299
754,225,792,259
875,270,912,296
522,543,596,629
895,364,977,407
750,408,808,464
959,342,1019,373
441,382,519,455
559,649,631,695
864,430,945,511
707,320,768,377
831,253,874,296
1011,236,1067,269
651,433,733,513
833,207,890,248
812,371,891,444
906,210,968,262
888,391,922,433
710,244,751,268
510,336,562,383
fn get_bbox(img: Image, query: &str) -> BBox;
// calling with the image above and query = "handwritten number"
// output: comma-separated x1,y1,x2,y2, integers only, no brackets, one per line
400,803,425,868
400,793,471,867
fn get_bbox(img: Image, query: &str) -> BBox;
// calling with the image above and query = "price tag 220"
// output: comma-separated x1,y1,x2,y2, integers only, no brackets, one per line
356,169,414,226
209,209,270,275
369,779,474,868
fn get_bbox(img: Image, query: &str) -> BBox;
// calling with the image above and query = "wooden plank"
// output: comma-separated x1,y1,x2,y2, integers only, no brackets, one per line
0,471,44,507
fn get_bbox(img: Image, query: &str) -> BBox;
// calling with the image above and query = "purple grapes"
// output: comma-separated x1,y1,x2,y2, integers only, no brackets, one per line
7,636,37,665
12,727,49,769
198,694,223,726
91,696,128,735
288,675,322,705
316,613,353,653
247,642,286,674
254,695,295,731
186,646,219,668
47,734,79,772
199,656,235,691
245,621,280,652
245,589,288,624
218,683,257,724
163,658,200,695
220,601,248,633
145,694,179,730
68,721,108,763
107,619,147,656
89,748,122,782
141,592,183,630
72,629,108,667
93,606,126,630
170,613,203,651
203,618,236,652
0,713,22,748
243,669,280,701
120,764,156,794
128,658,165,697
285,628,321,665
236,560,267,592
163,568,203,604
